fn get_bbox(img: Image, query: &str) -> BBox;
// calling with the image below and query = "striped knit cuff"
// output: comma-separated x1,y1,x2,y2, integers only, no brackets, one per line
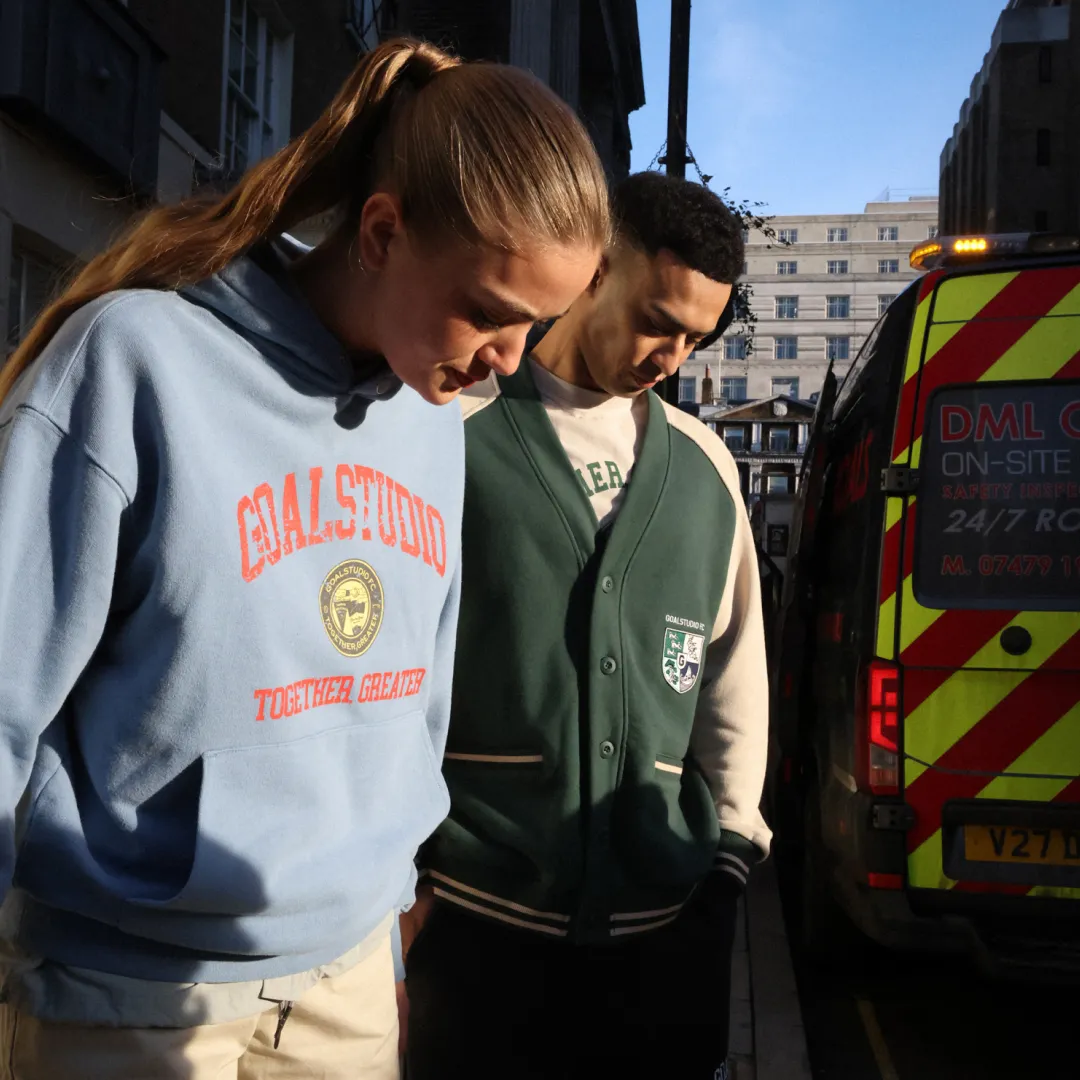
713,830,761,888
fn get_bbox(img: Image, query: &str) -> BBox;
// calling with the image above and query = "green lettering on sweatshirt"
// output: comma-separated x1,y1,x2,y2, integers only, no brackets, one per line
578,461,624,498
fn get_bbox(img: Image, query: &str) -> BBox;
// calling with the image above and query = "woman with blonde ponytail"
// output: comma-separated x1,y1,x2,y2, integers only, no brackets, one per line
0,38,606,1079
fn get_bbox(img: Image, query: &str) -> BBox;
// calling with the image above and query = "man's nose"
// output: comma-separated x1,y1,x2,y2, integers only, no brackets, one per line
652,338,688,378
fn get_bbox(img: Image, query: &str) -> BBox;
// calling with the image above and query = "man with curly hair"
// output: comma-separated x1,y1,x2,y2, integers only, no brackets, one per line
405,172,769,1079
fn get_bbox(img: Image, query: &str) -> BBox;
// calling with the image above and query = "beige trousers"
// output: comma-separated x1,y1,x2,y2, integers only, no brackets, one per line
0,934,399,1080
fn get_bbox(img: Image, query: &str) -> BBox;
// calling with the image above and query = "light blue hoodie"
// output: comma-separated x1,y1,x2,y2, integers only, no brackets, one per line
0,242,461,982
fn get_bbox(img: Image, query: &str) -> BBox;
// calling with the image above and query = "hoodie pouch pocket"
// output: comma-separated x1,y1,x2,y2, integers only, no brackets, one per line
118,711,449,954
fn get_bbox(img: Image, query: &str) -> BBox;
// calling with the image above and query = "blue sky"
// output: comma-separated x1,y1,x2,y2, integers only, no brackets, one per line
629,0,1007,215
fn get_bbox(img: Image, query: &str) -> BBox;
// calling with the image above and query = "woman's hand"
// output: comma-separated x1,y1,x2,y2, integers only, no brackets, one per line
399,885,436,962
396,884,436,1056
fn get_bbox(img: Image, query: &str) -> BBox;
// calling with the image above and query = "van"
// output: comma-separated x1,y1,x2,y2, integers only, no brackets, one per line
773,233,1080,978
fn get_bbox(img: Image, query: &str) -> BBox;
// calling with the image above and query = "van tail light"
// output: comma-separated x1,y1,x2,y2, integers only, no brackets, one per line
858,660,901,795
867,873,903,890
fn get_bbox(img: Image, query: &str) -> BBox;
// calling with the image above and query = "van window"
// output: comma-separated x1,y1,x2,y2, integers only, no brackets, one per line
833,284,917,421
914,380,1080,610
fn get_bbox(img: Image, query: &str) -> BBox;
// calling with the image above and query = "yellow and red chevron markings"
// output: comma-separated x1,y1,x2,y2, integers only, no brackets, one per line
876,264,1080,898
891,265,1080,466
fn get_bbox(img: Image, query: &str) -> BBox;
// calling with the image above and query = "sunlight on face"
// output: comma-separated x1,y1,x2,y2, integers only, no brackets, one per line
580,247,732,398
372,236,601,405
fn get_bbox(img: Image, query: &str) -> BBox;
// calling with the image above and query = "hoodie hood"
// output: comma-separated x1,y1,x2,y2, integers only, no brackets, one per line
180,235,400,426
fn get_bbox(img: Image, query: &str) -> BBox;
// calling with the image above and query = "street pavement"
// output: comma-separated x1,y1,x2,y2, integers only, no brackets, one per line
733,859,812,1080
789,936,1077,1079
739,853,1076,1079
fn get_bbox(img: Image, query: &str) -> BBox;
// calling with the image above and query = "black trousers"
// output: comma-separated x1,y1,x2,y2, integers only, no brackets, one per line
405,877,740,1080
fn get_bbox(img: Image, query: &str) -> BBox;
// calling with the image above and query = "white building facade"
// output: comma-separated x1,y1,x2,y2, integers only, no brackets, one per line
678,197,939,408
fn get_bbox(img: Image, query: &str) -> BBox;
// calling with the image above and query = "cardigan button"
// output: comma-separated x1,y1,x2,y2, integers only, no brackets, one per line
599,740,615,759
600,656,617,675
600,575,615,593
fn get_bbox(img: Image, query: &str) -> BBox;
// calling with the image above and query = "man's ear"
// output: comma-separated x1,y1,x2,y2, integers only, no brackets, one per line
700,287,737,351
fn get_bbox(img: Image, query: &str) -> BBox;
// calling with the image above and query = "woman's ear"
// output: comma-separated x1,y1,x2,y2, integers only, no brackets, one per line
587,254,610,295
357,192,405,272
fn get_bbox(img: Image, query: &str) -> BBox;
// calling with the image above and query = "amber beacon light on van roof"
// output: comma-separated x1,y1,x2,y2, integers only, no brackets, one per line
910,232,1080,271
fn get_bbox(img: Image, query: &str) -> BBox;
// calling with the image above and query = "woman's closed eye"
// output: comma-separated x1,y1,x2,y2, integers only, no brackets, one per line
470,309,505,332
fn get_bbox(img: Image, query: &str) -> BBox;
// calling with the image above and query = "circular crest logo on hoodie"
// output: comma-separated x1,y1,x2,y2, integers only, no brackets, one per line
320,559,384,657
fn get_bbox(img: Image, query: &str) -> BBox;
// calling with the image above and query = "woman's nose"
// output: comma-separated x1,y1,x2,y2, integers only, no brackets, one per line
478,328,529,377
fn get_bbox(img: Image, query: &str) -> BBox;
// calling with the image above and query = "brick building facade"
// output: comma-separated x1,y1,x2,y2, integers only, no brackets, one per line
703,395,815,503
939,0,1080,236
1,0,362,355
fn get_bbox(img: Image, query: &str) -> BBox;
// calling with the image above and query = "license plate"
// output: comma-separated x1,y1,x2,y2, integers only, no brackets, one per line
964,824,1080,867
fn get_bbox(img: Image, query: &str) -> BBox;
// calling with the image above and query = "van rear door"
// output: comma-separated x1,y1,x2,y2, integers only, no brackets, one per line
885,263,1080,901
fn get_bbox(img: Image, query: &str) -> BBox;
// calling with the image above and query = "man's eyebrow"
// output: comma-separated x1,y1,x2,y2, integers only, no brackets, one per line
651,305,712,338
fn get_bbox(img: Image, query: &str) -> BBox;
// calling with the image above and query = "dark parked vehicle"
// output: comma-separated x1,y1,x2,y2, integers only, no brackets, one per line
772,233,1080,979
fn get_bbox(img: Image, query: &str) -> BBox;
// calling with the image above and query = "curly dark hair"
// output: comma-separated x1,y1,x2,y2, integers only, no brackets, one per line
611,171,745,285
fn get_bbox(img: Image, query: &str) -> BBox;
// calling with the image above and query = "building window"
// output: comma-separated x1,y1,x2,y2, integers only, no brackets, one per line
767,474,792,494
877,226,899,242
769,428,792,452
827,259,848,275
774,336,798,360
346,0,389,50
724,335,748,360
6,246,62,354
775,296,798,319
678,376,697,403
1036,128,1052,167
224,0,289,176
723,426,746,452
826,336,851,361
826,296,850,319
878,259,900,274
826,227,848,243
776,260,798,275
720,376,747,402
878,294,897,317
927,225,939,240
742,228,750,244
1039,45,1053,83
778,228,798,244
742,261,748,276
1035,210,1049,232
771,377,799,398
